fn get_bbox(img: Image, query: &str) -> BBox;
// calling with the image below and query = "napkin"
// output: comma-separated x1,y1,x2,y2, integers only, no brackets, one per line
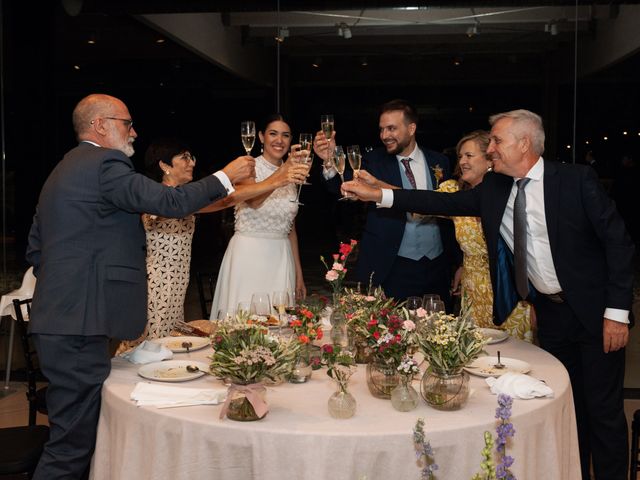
131,382,227,408
121,340,173,364
485,372,554,399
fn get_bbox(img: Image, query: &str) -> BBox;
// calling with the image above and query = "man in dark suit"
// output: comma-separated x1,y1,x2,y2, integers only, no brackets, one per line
26,93,255,479
343,109,634,480
314,99,459,303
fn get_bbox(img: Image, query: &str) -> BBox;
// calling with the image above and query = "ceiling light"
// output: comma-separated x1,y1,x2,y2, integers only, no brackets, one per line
453,57,462,66
360,57,368,67
623,131,628,135
337,23,352,39
312,57,322,68
603,136,608,141
545,22,558,36
87,33,97,45
156,38,166,44
466,25,478,38
73,65,80,70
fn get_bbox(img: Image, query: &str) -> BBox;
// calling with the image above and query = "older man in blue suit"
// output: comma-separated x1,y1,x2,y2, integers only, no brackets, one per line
315,99,460,303
26,94,255,479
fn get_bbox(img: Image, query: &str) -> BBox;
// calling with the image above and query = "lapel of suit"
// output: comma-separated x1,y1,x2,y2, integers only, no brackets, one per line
423,150,437,188
485,173,513,251
379,151,402,187
543,159,560,256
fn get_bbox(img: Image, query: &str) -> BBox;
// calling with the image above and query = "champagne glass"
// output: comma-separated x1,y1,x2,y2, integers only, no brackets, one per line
424,298,445,316
298,133,313,185
347,145,362,174
240,121,255,155
320,114,334,149
333,145,349,201
236,301,251,317
290,146,313,206
272,291,289,330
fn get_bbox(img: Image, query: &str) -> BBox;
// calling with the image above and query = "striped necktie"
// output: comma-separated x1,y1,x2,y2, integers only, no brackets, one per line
400,158,417,189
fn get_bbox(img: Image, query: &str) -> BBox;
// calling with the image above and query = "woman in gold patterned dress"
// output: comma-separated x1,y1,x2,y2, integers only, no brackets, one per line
439,130,533,341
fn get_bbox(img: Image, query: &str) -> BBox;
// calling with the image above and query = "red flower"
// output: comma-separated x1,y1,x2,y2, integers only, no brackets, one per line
322,344,333,353
316,328,324,340
301,309,314,319
339,243,352,255
289,319,302,328
350,239,358,246
373,331,381,340
299,335,310,344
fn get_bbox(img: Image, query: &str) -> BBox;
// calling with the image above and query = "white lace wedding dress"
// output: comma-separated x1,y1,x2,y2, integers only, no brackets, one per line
210,156,298,319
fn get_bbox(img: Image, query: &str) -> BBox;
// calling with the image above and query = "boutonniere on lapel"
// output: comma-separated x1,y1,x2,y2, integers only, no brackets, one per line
431,164,443,188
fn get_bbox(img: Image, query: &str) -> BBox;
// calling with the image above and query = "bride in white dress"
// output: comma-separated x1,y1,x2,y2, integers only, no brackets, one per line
211,115,307,318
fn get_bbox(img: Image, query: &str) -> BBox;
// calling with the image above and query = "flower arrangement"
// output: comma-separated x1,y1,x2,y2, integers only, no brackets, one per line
210,321,299,384
355,303,417,367
321,343,356,387
431,164,444,188
397,356,420,377
414,394,516,480
320,239,358,295
288,296,326,345
416,307,487,374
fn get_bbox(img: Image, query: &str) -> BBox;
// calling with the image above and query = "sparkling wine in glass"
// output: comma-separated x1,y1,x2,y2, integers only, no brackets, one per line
320,114,334,152
299,133,313,185
272,291,289,330
347,145,362,173
240,121,256,155
333,145,349,201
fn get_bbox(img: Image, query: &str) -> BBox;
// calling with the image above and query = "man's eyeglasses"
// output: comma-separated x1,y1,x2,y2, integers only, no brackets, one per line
91,117,134,131
104,117,134,131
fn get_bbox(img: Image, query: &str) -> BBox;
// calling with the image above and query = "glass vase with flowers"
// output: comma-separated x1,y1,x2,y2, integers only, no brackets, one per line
321,343,357,419
287,299,325,383
355,304,418,399
210,319,299,421
390,356,421,412
416,307,488,410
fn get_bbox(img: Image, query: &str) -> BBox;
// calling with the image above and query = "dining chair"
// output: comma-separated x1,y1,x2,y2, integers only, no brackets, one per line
0,425,49,478
195,271,216,318
630,409,640,480
13,298,48,426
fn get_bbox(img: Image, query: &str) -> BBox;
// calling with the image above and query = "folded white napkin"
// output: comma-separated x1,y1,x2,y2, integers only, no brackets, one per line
131,382,227,408
121,340,173,364
485,372,554,399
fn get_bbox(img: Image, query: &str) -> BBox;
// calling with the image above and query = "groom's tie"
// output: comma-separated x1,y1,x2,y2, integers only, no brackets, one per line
513,177,531,299
400,158,417,189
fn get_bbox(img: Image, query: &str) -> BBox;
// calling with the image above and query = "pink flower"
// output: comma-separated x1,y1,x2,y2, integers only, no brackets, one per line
332,254,339,261
322,344,333,353
332,262,344,271
365,296,376,302
403,320,416,331
416,307,427,318
325,270,339,281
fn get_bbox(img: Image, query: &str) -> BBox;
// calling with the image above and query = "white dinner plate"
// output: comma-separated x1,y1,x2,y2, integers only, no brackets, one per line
138,360,210,383
477,328,509,344
150,336,210,353
464,356,531,378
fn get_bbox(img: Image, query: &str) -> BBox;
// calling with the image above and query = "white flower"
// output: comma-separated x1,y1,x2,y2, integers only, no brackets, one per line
403,320,416,331
332,262,344,271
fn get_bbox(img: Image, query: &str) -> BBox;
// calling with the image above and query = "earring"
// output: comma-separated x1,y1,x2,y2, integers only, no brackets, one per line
260,143,264,154
164,170,170,175
487,165,493,172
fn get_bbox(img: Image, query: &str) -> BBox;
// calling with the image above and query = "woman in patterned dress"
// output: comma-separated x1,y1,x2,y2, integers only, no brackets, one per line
439,130,533,341
211,114,308,319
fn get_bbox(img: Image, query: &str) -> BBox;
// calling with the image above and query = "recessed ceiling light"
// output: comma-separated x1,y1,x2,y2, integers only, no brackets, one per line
73,65,80,70
156,38,165,44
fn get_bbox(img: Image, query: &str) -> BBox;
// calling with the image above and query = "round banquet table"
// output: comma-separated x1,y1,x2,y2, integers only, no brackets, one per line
90,338,580,480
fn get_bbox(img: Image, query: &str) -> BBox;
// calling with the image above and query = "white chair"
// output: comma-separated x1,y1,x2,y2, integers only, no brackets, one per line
1,267,37,389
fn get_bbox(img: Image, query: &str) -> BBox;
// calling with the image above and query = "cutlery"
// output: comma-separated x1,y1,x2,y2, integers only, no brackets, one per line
182,341,192,353
494,351,506,369
186,365,215,376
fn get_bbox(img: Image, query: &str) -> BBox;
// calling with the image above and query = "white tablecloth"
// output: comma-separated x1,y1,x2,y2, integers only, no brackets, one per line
90,339,580,480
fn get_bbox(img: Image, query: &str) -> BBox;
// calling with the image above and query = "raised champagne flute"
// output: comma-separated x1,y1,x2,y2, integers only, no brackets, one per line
240,121,255,155
347,145,362,174
299,133,313,185
320,114,334,154
333,145,349,201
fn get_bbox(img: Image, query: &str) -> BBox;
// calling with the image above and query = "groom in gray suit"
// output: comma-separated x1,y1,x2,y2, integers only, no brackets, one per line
26,93,255,479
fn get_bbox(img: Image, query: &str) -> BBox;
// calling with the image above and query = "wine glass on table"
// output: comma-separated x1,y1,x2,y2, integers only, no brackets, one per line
333,145,349,201
250,292,271,324
240,121,255,155
272,291,289,333
406,296,423,319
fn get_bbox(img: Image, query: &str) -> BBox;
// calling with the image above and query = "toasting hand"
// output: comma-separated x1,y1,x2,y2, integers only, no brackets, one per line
341,179,383,203
222,155,256,184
